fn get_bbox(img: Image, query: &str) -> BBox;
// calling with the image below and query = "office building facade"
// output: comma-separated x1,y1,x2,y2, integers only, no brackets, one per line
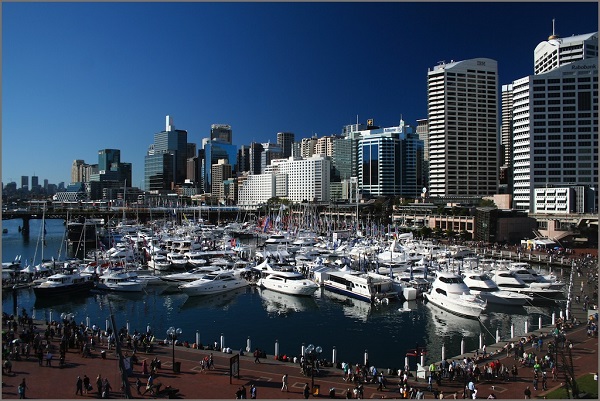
427,58,499,197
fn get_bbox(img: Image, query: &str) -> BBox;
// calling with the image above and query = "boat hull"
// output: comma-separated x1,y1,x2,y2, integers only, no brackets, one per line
424,293,484,319
33,281,95,297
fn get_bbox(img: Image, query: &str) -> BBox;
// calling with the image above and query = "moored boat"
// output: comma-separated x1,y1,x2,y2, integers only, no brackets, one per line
32,267,95,297
423,271,486,318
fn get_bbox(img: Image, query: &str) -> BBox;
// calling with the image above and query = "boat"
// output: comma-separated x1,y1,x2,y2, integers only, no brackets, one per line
167,252,188,270
178,271,249,296
264,232,292,246
32,267,95,297
160,266,222,284
255,262,318,296
96,270,146,292
508,263,566,290
461,270,532,306
423,271,486,318
148,254,172,271
322,269,398,304
490,269,564,299
184,251,208,267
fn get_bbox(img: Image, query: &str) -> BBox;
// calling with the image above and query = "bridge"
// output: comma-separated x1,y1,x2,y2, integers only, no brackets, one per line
1,206,245,235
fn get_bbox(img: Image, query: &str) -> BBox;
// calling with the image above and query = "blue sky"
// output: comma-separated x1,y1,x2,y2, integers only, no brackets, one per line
2,2,598,189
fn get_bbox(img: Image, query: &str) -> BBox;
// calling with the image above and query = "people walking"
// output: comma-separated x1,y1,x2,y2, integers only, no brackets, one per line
303,383,310,399
281,373,288,392
76,376,83,396
250,384,257,399
254,348,261,363
18,379,27,399
524,386,531,399
96,375,103,398
83,375,91,394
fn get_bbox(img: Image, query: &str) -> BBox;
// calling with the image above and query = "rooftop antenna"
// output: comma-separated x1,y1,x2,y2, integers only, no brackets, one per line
548,18,560,41
356,114,359,125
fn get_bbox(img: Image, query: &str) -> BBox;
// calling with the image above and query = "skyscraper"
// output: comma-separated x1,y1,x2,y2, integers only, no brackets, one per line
21,176,28,190
98,149,120,173
276,132,295,158
211,124,232,144
511,31,598,212
427,58,499,197
144,115,188,192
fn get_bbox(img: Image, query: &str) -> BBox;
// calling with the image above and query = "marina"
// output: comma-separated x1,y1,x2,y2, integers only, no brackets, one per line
2,217,595,373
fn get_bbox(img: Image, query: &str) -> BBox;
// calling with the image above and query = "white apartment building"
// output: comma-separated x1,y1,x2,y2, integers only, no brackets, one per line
300,137,317,158
512,56,598,212
427,58,499,197
315,135,336,156
237,155,331,209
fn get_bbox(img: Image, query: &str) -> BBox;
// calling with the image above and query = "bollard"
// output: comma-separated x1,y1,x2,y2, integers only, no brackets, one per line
220,333,225,350
539,316,542,330
559,310,564,319
301,343,305,357
246,336,251,353
566,308,570,320
126,320,130,334
538,255,541,262
510,324,514,339
496,329,500,343
479,333,483,350
32,308,36,320
552,312,556,326
525,320,529,334
364,349,368,365
49,309,53,323
332,346,337,364
147,324,151,334
197,331,200,348
86,316,90,328
421,353,425,367
106,319,109,332
441,344,445,361
460,338,465,355
275,339,279,358
405,356,409,370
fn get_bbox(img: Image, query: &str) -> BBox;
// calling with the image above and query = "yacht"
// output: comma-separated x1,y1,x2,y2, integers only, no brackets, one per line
167,252,188,270
491,269,564,299
508,263,566,290
32,268,95,297
178,271,249,296
322,269,398,304
255,262,318,296
160,266,222,284
423,271,487,318
148,254,172,271
96,270,146,292
461,270,532,306
184,251,208,267
264,233,292,246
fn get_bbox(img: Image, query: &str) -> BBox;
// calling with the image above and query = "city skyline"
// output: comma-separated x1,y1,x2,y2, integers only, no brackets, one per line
3,2,598,187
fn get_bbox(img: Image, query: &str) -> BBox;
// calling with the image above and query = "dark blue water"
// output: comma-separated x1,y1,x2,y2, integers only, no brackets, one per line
2,218,562,369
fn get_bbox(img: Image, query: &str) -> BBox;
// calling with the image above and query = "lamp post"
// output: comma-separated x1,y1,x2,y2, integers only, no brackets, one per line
304,343,323,392
166,326,182,372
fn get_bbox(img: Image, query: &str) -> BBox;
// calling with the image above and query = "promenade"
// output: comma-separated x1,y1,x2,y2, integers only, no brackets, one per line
2,256,597,399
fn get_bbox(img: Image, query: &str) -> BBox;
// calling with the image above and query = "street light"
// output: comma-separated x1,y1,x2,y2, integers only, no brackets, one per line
304,343,323,392
166,326,182,372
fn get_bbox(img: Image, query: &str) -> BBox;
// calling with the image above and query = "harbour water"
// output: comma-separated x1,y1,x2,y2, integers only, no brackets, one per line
1,218,564,370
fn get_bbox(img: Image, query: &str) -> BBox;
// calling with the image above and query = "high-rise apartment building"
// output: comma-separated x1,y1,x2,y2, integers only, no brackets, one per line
315,136,336,157
211,159,232,201
300,137,317,158
144,115,188,192
277,132,295,158
427,58,499,197
416,119,429,191
249,142,264,175
261,143,282,173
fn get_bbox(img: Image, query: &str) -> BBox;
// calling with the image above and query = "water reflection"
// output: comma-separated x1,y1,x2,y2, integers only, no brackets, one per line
258,288,318,315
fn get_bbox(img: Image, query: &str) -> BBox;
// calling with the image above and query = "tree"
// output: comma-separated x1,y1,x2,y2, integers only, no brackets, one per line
420,226,433,238
479,199,496,208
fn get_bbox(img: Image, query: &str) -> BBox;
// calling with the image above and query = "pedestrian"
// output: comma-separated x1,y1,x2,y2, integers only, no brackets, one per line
281,373,289,392
136,378,143,395
102,378,112,398
524,386,531,399
83,375,91,394
209,353,214,370
250,384,257,399
241,385,247,399
96,374,103,398
303,383,310,399
18,379,27,399
76,376,83,396
45,350,53,366
542,372,548,391
254,348,261,363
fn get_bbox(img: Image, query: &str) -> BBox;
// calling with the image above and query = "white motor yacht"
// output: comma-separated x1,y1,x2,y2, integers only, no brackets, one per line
184,251,208,267
178,271,249,296
491,269,564,299
461,270,532,306
167,252,188,270
322,269,398,304
96,270,145,292
423,271,486,318
160,266,222,284
255,262,318,296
